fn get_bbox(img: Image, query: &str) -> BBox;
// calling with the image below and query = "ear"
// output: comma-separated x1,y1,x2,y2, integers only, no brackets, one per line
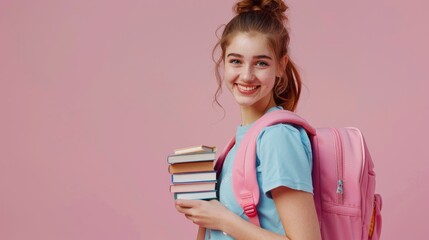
277,55,288,76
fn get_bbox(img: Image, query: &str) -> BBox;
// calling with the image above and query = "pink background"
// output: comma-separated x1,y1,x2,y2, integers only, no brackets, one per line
1,0,428,239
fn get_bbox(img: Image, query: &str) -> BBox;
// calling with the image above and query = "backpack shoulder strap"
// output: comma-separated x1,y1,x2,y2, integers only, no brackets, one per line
232,110,316,226
214,136,235,176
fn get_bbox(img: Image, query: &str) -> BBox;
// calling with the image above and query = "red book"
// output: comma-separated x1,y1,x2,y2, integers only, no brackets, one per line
170,182,216,193
168,161,214,174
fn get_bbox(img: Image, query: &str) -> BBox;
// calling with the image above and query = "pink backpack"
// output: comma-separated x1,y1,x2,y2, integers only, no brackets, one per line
215,110,382,239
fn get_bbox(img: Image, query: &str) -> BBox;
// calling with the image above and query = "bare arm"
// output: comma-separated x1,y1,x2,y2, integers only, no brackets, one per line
176,190,320,240
176,199,289,240
218,187,320,240
271,187,321,240
176,187,320,240
196,227,205,240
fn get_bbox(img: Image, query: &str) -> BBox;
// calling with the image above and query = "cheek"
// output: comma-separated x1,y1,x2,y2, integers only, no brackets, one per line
259,72,276,86
223,70,234,92
223,68,238,83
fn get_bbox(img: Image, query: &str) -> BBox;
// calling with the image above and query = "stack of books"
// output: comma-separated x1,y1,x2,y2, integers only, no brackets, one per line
168,145,217,200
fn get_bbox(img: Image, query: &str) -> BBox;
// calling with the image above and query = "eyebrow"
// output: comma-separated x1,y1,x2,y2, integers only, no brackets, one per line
226,53,273,60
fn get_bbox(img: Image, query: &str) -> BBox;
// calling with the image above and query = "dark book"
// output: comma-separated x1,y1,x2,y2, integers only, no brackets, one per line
167,152,216,164
174,190,217,200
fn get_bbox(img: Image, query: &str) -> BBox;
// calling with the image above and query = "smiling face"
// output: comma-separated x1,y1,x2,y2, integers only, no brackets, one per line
224,32,282,112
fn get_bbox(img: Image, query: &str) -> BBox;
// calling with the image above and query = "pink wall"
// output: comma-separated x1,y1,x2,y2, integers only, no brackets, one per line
1,0,428,239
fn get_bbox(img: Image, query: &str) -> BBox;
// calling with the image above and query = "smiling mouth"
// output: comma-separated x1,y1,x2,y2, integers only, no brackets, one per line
236,83,260,94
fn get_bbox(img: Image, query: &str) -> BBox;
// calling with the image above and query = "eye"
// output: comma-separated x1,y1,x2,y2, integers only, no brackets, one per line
256,61,269,67
229,59,241,65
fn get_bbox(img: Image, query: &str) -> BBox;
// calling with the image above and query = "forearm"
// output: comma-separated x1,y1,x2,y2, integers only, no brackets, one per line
176,199,292,239
222,213,290,240
196,227,206,240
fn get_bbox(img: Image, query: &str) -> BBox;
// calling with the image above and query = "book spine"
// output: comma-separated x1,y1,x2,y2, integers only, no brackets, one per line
169,181,217,193
168,161,214,174
171,171,216,184
174,191,218,200
172,179,217,184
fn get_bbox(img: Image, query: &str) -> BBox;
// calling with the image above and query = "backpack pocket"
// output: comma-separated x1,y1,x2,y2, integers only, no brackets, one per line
320,202,362,240
369,194,382,240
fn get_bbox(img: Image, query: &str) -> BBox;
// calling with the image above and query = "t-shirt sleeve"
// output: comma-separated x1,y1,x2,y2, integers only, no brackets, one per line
256,124,313,198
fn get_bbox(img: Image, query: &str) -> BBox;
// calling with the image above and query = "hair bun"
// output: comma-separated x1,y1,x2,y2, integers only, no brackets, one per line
235,0,288,21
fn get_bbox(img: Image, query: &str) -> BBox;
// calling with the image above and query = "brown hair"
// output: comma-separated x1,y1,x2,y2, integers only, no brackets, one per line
213,0,302,111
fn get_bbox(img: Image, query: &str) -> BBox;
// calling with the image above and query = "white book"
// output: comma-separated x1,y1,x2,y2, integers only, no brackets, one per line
174,190,217,200
172,171,216,183
174,145,216,155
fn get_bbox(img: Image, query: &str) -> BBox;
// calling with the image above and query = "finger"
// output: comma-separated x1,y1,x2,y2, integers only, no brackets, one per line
185,214,198,224
175,204,190,214
175,199,203,208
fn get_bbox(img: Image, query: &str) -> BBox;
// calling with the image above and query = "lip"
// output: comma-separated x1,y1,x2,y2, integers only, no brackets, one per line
235,83,260,95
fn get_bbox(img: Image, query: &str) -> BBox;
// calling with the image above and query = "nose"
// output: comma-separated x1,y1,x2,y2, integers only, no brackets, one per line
240,65,254,82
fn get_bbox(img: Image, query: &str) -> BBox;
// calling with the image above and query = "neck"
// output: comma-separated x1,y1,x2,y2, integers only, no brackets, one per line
240,97,276,126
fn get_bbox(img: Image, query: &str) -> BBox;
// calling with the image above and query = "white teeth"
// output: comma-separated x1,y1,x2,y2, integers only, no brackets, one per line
237,84,257,91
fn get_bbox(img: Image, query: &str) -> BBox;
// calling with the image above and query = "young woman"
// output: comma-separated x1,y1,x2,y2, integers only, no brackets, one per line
175,0,321,239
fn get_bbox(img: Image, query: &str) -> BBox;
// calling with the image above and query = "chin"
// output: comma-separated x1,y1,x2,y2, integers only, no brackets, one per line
234,97,258,108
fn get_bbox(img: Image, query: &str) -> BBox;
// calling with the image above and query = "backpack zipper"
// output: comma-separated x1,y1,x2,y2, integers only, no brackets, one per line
332,128,344,204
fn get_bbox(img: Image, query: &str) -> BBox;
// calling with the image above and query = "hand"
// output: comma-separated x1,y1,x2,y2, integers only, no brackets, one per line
175,199,235,230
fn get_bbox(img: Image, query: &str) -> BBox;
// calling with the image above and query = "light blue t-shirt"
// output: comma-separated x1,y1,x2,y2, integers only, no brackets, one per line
206,106,313,239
